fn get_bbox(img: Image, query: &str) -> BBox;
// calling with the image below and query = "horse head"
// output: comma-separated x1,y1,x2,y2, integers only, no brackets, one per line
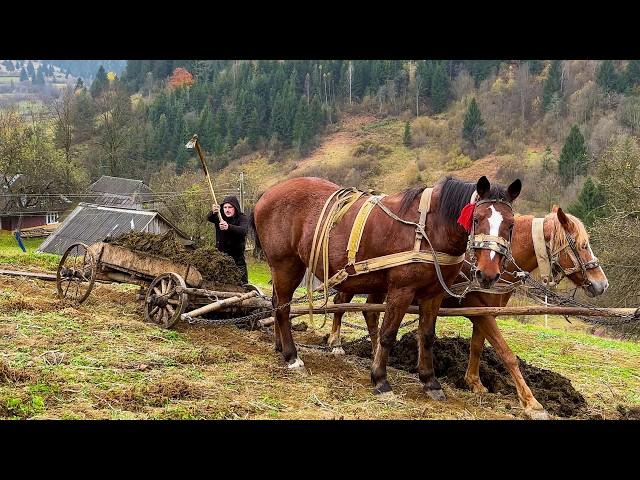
549,205,609,297
466,176,521,289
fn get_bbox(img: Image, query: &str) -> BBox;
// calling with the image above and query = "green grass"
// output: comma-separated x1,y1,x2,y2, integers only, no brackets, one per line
0,76,20,84
0,232,60,271
247,257,271,290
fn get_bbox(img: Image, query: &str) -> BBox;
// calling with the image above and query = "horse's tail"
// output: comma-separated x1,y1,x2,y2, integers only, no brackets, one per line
249,204,264,260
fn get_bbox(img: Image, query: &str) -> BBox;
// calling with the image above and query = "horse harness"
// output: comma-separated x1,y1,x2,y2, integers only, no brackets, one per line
465,197,515,282
305,187,515,321
531,217,599,289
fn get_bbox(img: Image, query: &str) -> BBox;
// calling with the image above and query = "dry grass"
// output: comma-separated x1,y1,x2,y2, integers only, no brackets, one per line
1,273,638,420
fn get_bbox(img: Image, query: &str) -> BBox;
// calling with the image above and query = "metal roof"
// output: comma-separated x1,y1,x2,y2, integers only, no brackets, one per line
88,175,154,205
37,203,190,255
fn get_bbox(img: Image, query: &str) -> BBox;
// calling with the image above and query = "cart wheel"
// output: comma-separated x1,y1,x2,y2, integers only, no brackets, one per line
144,272,187,329
57,242,96,304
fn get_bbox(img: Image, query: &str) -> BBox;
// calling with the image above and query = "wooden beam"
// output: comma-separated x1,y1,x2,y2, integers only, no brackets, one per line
0,269,57,281
288,303,639,317
181,290,259,319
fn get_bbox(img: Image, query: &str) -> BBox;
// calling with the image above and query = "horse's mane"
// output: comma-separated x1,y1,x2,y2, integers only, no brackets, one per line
546,212,590,250
399,176,510,222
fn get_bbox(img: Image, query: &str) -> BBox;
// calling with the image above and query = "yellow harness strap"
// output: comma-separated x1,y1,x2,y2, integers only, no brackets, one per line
414,187,433,251
347,195,386,265
532,217,554,286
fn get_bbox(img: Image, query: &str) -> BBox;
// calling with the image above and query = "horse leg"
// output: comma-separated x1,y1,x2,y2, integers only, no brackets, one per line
270,259,307,370
271,293,282,353
364,292,385,357
329,292,354,355
464,319,488,393
475,315,550,420
371,287,415,395
417,295,446,401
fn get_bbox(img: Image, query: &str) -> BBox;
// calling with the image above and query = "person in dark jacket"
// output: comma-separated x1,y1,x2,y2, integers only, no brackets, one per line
207,195,249,284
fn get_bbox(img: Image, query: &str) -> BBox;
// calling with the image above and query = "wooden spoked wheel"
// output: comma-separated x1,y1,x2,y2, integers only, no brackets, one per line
144,272,188,329
56,242,96,304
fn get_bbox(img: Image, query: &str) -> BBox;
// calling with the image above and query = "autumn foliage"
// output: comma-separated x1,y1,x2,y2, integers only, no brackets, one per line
168,68,194,89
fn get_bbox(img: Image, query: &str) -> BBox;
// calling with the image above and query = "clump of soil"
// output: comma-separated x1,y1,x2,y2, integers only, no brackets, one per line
0,360,33,384
106,231,243,286
344,333,589,418
617,404,640,420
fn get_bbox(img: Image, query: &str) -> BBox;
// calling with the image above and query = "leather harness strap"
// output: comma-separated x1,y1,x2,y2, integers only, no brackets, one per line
413,187,433,251
532,217,554,286
347,195,386,265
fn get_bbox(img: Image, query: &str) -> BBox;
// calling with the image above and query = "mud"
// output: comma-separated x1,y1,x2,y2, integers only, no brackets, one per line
344,332,590,418
106,231,243,285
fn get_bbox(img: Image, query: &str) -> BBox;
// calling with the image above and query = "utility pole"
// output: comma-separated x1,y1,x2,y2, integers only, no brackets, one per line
239,171,245,212
348,61,353,105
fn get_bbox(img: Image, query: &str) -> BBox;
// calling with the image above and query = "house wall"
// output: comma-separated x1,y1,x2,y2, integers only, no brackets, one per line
0,215,47,231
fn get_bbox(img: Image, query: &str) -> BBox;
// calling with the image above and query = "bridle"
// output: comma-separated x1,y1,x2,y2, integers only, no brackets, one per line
549,230,600,288
466,198,514,281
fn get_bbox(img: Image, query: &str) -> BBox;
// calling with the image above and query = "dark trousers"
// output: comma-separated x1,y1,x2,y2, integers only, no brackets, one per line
233,254,248,284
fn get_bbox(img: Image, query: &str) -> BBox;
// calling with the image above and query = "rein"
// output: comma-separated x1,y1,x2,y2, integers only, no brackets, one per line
549,231,600,288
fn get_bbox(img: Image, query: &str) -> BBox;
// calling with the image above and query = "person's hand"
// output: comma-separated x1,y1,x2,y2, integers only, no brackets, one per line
211,203,220,214
219,220,229,231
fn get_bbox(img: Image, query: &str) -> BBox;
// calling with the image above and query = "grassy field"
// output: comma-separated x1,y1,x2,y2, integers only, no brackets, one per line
0,233,638,420
0,76,20,84
0,233,59,271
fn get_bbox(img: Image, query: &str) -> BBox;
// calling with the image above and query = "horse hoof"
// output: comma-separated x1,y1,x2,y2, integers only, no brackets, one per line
464,375,488,394
376,391,397,402
424,387,446,401
372,380,393,395
331,347,345,355
470,383,488,394
287,357,305,371
524,408,550,420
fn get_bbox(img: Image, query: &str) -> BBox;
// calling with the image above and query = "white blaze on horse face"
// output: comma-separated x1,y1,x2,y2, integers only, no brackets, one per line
487,206,503,261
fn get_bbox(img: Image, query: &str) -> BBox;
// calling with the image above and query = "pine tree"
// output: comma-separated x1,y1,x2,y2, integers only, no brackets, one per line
558,124,588,185
403,121,412,147
567,177,606,226
26,61,35,79
75,77,84,91
19,68,28,82
542,61,562,111
462,98,485,146
526,60,543,76
596,60,619,93
34,67,45,85
542,146,555,174
430,62,450,114
90,65,109,98
624,60,640,90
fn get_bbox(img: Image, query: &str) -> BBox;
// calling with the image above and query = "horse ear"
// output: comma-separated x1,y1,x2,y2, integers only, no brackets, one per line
557,207,571,230
507,179,522,201
551,204,559,213
476,176,490,198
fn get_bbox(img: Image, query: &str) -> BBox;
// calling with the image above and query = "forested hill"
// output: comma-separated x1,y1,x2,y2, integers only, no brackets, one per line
47,60,127,82
112,60,640,177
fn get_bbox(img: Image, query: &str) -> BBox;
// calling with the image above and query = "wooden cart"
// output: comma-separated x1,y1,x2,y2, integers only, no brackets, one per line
56,242,272,329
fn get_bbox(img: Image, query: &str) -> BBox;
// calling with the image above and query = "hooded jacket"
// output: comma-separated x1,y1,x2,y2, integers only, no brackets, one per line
206,195,248,259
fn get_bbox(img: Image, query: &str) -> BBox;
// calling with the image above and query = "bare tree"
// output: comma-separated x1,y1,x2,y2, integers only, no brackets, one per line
94,87,133,176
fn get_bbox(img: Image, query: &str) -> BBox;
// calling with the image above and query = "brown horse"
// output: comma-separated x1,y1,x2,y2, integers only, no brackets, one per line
330,206,608,418
252,175,521,398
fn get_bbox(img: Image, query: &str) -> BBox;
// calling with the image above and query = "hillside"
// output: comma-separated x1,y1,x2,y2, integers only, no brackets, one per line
212,114,555,216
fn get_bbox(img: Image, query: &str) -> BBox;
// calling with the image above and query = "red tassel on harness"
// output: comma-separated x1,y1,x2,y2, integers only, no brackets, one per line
457,203,476,232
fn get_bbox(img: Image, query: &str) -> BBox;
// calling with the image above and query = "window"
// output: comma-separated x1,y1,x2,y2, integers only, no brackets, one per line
46,212,59,224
